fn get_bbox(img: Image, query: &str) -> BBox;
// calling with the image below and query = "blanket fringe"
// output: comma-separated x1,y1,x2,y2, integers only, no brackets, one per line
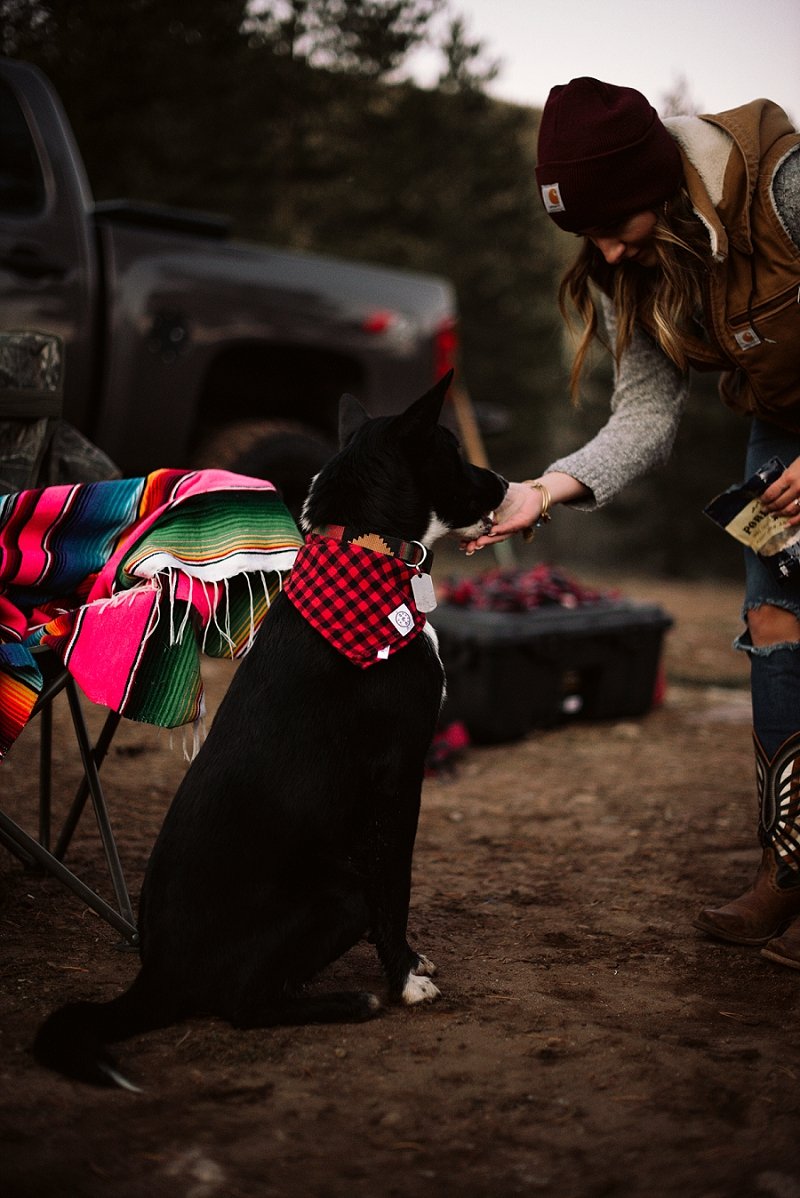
168,698,208,762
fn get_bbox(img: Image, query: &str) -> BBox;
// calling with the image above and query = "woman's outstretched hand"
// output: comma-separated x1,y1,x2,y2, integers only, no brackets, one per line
460,471,592,554
461,482,544,554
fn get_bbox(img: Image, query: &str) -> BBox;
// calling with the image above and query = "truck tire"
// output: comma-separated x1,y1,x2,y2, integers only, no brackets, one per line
193,419,336,520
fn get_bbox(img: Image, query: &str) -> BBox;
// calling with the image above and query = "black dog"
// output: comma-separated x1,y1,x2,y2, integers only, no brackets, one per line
33,371,507,1088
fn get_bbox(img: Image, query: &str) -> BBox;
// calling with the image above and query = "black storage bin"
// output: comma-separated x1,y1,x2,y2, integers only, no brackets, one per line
430,600,673,744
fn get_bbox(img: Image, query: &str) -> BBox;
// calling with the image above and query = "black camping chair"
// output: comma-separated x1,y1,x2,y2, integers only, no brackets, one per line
0,332,137,944
0,647,138,944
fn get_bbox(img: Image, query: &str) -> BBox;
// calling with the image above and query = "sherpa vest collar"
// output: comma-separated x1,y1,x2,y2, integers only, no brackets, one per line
666,101,800,429
284,533,427,668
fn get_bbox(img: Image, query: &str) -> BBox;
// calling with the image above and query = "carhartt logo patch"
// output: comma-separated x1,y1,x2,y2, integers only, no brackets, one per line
734,325,762,351
541,182,565,213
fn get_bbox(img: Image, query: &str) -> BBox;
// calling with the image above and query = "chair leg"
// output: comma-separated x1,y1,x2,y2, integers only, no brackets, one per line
39,693,53,851
0,817,36,867
3,652,139,944
53,709,122,861
0,807,138,942
0,698,54,870
63,680,136,933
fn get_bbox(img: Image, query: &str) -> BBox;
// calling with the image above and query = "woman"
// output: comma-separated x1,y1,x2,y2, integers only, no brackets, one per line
466,77,800,969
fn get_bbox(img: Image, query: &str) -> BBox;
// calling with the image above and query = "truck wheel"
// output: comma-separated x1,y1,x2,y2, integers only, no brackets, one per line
193,420,336,520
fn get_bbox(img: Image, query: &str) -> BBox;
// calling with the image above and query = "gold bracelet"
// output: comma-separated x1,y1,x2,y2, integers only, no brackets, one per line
520,479,553,543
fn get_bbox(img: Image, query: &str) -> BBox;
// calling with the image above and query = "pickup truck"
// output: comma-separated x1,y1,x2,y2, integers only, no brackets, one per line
0,57,461,512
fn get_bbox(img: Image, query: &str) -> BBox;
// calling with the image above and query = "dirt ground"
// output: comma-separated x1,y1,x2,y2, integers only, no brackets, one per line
2,568,799,1198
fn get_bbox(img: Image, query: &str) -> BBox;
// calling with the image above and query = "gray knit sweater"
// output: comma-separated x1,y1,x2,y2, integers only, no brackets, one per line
546,125,800,510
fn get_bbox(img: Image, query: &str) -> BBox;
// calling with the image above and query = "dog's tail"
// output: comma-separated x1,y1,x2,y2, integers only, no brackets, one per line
32,972,170,1090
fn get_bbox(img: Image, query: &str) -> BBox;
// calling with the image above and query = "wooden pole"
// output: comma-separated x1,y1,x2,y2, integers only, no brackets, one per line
450,384,517,567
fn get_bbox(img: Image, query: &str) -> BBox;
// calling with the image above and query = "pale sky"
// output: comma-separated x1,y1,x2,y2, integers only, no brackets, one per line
408,0,800,125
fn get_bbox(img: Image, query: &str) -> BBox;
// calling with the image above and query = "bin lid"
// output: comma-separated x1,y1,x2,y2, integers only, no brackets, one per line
430,599,673,644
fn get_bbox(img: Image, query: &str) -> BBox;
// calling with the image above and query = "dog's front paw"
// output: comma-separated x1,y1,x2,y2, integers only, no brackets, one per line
401,972,441,1005
412,953,437,978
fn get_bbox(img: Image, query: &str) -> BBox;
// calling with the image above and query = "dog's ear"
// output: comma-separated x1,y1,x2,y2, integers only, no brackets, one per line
338,393,370,448
395,370,454,440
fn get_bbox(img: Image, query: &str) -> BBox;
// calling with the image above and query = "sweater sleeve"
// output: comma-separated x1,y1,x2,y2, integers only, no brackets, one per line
545,296,689,509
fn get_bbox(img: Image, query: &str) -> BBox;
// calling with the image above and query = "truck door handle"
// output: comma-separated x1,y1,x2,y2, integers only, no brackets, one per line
1,244,67,280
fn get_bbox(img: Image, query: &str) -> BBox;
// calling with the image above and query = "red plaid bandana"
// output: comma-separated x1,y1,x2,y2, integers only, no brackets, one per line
284,534,427,668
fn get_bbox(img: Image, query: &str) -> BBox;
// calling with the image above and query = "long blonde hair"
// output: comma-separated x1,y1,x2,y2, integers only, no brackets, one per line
559,189,712,400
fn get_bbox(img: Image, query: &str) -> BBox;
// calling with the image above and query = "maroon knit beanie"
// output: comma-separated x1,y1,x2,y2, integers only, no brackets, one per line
535,77,684,234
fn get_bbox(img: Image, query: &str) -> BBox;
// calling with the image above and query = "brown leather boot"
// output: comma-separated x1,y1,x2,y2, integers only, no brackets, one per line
762,914,800,969
693,848,800,946
695,732,800,945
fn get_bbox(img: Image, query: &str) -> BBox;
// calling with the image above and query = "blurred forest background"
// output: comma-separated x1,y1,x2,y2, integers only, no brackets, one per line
1,0,751,578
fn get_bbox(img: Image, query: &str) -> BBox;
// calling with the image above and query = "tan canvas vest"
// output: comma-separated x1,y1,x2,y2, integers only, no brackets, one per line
675,101,800,430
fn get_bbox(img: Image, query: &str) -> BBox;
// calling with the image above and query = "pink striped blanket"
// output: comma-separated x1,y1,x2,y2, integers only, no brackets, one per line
0,468,302,758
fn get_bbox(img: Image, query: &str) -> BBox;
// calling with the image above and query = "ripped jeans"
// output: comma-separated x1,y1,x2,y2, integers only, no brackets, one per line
737,419,800,757
736,420,800,875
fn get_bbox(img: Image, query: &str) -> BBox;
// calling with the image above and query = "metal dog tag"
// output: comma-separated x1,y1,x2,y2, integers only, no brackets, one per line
411,571,437,612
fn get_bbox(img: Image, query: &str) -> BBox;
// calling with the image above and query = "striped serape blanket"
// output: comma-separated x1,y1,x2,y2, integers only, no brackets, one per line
0,468,302,758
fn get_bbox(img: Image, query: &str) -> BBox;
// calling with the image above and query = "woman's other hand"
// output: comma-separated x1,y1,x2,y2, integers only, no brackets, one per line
760,456,800,525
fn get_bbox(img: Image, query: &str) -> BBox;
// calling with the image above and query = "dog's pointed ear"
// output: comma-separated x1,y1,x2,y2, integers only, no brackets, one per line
395,370,454,440
338,393,370,448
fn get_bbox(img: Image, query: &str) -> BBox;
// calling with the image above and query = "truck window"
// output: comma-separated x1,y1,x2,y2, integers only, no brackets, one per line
0,78,46,215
